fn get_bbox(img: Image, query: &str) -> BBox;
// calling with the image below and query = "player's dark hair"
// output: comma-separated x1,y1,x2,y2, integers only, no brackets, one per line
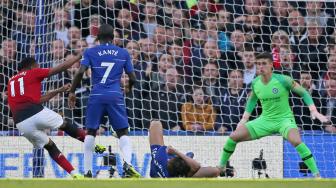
167,157,191,177
18,57,36,71
255,52,273,62
97,24,114,42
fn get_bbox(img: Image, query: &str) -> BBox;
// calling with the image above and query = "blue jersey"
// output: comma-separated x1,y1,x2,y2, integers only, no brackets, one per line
150,145,169,178
81,43,133,131
81,43,134,96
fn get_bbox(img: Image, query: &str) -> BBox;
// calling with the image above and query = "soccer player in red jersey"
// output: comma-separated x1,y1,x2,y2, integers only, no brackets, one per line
7,55,91,178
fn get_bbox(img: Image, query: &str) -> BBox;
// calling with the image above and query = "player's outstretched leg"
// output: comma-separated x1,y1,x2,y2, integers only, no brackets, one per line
44,139,83,179
83,128,97,177
59,121,106,154
219,124,252,167
116,128,141,178
287,129,320,177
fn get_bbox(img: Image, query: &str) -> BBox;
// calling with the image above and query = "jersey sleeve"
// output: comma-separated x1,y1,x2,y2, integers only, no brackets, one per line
32,68,50,81
80,49,91,67
278,74,314,106
124,51,134,74
245,81,258,113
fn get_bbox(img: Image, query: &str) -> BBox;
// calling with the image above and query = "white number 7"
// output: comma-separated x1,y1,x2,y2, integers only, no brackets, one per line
101,62,115,83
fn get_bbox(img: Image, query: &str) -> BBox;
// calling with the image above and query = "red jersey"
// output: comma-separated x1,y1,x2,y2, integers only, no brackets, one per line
7,68,50,123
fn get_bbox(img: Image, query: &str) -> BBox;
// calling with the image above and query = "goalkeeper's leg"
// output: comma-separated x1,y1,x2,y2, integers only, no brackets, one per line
287,128,320,177
219,124,252,167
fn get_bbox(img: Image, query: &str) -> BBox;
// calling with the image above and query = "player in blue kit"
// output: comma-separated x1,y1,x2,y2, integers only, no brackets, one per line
149,120,225,178
68,24,140,178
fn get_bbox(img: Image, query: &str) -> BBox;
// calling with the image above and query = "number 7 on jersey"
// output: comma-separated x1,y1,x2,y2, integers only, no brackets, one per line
100,62,115,84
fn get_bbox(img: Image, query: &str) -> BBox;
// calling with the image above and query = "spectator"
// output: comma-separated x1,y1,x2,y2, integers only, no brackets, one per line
317,55,336,95
112,29,123,47
218,70,248,132
216,9,233,52
167,40,185,76
73,0,106,37
54,8,70,46
292,71,325,132
12,10,35,60
51,40,66,65
138,37,158,72
0,39,17,130
321,79,336,133
157,0,175,26
275,47,300,80
299,19,328,80
188,0,223,19
200,62,222,111
141,1,158,39
74,40,88,56
287,10,307,53
150,67,185,130
85,14,102,47
125,41,148,129
114,8,145,43
66,26,81,54
267,0,291,33
181,85,216,132
147,53,175,91
240,46,256,86
153,25,169,59
244,14,271,52
224,29,246,69
304,1,334,35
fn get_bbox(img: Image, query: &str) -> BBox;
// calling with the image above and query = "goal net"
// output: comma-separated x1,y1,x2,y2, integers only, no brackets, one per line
0,0,335,178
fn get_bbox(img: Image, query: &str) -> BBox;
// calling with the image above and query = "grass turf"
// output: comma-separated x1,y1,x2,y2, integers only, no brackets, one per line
0,179,335,188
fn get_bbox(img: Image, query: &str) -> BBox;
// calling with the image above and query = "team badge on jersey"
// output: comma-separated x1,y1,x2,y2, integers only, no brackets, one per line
272,88,279,94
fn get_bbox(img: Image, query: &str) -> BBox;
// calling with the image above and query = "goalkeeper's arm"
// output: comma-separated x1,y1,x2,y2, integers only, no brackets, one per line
289,80,328,123
240,89,258,125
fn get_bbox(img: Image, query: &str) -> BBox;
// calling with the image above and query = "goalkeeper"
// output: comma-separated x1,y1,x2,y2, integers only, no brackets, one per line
219,52,328,178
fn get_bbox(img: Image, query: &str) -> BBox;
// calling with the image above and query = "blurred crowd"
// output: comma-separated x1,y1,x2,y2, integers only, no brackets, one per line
1,0,336,134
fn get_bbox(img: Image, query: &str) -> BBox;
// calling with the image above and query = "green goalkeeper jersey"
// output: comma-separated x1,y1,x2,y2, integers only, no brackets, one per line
245,73,314,120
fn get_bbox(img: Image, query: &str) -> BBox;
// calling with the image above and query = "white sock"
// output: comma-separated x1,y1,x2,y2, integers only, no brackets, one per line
84,135,95,173
119,136,132,164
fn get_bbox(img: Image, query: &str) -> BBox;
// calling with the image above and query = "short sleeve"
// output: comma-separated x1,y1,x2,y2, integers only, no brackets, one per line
279,74,295,91
80,49,91,67
124,50,134,74
32,68,50,81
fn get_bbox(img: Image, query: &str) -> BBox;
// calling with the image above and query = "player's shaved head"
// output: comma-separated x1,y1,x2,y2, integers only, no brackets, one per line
97,24,114,42
19,57,37,71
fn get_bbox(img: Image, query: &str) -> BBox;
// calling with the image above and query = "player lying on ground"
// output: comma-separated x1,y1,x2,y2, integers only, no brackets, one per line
149,120,224,178
68,24,140,178
219,52,328,177
7,56,103,178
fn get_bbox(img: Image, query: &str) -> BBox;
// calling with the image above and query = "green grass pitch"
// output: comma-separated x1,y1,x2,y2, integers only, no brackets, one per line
0,179,335,188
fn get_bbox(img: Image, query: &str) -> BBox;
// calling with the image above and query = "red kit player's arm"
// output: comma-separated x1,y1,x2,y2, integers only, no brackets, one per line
48,54,82,77
40,84,71,103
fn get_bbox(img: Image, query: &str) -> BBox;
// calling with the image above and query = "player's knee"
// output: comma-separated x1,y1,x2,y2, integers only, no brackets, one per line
116,128,128,138
229,133,240,142
289,138,302,147
150,120,162,129
87,128,97,137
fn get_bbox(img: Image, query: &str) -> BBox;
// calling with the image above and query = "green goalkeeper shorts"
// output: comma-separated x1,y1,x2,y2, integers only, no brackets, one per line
245,116,298,140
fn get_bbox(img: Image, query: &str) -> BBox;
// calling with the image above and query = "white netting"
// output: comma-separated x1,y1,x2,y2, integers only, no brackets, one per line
0,0,335,178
